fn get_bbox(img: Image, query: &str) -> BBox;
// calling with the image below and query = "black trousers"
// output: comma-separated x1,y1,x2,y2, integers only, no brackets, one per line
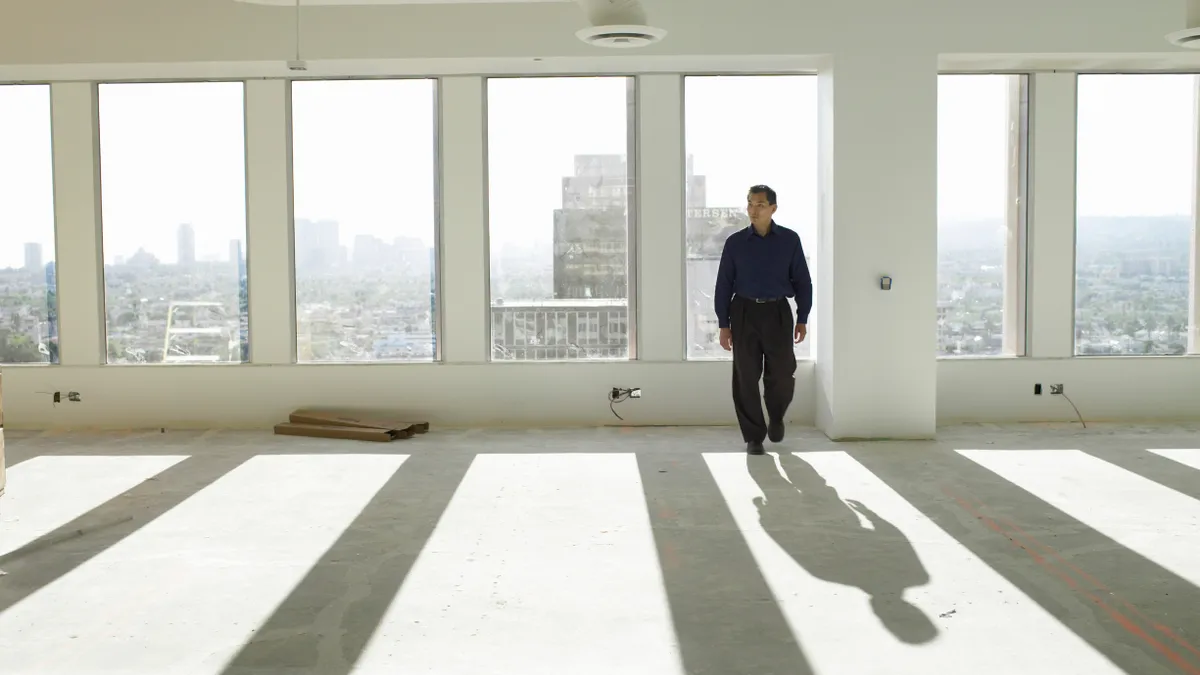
730,296,797,443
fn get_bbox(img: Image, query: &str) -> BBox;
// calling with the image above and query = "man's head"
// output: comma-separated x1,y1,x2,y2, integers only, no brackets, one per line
747,185,778,230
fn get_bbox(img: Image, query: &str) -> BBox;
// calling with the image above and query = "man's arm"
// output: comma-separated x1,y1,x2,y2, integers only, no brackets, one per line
789,237,813,325
715,239,735,328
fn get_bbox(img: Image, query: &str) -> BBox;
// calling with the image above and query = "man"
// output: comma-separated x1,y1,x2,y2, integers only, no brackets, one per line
714,185,812,454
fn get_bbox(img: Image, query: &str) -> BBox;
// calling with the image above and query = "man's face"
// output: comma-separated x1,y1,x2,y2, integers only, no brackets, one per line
747,192,777,228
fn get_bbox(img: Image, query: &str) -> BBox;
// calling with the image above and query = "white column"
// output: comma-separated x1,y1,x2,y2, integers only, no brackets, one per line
635,75,685,362
815,50,938,440
50,83,105,366
1026,73,1077,358
439,77,488,363
244,79,295,365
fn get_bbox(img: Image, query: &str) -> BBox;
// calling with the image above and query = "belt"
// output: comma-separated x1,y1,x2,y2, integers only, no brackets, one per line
737,295,783,303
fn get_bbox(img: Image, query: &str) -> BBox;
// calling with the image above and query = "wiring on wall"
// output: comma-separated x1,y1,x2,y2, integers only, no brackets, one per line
1058,391,1087,429
608,387,641,421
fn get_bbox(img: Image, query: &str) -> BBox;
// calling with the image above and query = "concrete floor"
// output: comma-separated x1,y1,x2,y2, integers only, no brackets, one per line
0,423,1198,674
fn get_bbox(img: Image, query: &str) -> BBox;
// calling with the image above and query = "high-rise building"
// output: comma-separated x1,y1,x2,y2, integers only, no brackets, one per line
295,219,340,271
685,206,751,357
551,154,708,300
45,260,59,363
24,242,42,272
485,154,719,361
177,223,196,266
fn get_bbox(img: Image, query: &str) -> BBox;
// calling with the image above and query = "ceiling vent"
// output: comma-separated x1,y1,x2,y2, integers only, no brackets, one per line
1167,0,1200,47
575,0,665,48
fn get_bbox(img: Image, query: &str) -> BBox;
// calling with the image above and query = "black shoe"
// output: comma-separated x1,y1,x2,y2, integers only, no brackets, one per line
768,420,784,443
746,441,765,455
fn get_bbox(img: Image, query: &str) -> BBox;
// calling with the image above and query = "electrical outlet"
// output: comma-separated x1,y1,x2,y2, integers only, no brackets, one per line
1050,384,1064,395
48,390,82,404
1034,384,1042,395
629,388,642,398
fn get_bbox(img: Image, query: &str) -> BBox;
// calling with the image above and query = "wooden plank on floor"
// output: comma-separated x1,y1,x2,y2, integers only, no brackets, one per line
273,422,404,442
288,409,429,434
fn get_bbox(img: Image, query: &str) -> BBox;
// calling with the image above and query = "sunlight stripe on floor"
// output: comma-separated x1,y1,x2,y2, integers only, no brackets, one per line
959,449,1200,588
0,454,408,675
704,451,1125,675
1147,448,1200,473
0,455,187,557
352,453,684,675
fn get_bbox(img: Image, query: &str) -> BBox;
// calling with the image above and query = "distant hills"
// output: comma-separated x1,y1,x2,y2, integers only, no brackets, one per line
939,215,1192,252
1075,215,1191,254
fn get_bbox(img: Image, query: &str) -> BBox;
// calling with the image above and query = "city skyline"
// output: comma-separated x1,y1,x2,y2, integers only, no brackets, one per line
2,74,1194,270
0,73,1197,364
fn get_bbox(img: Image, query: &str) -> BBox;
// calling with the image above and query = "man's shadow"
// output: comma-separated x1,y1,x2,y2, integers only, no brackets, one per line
747,452,938,645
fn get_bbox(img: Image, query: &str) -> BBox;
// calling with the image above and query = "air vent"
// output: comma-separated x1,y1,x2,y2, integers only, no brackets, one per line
1167,27,1200,48
576,24,665,48
1167,0,1200,48
574,0,665,49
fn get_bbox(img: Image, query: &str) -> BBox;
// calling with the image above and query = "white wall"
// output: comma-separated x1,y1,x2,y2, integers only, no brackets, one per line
1,0,1199,435
815,50,938,440
939,357,1200,424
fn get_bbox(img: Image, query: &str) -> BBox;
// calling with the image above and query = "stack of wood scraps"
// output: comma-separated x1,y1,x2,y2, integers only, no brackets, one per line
274,408,429,443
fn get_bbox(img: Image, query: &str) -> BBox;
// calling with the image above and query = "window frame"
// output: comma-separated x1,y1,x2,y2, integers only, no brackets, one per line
1071,71,1200,358
1193,74,1200,356
285,75,444,365
482,74,639,363
679,71,821,362
94,78,251,366
934,71,1032,360
0,81,61,367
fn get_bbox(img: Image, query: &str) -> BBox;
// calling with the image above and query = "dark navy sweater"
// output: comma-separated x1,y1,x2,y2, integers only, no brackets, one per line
714,221,813,329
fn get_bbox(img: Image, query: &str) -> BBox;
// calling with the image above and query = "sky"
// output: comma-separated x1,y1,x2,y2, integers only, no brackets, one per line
487,76,632,252
684,75,817,247
0,73,1195,270
1076,73,1196,218
292,78,436,250
95,81,247,267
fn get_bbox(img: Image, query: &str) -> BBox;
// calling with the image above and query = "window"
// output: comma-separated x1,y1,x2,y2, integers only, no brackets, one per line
937,74,1029,357
291,79,438,362
97,82,248,365
1076,74,1195,356
683,75,817,360
0,84,58,364
486,77,635,361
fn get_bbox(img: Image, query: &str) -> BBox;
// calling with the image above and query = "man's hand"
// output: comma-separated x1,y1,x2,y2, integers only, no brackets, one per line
794,324,807,344
719,327,733,351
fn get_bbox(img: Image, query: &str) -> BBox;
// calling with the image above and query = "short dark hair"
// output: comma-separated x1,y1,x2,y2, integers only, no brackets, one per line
748,184,777,206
